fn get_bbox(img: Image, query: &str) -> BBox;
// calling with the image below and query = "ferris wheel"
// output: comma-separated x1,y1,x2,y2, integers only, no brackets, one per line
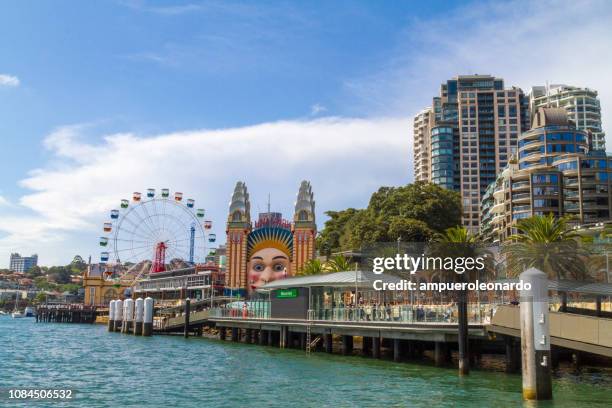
99,188,216,282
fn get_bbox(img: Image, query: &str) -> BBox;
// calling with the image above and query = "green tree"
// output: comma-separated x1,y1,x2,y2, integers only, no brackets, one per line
502,214,587,280
59,283,81,294
298,259,324,276
317,208,361,257
34,292,47,304
47,266,72,284
34,276,56,291
316,182,461,254
323,255,354,272
26,265,43,278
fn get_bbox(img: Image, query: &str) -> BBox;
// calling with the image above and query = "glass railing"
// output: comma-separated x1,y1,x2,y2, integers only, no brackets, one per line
208,303,497,325
512,193,530,200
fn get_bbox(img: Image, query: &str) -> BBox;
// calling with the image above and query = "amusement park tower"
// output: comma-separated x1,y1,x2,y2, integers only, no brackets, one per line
225,181,317,296
292,181,316,273
226,182,251,290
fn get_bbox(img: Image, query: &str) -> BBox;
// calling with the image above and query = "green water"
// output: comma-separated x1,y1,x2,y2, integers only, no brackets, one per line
0,317,610,407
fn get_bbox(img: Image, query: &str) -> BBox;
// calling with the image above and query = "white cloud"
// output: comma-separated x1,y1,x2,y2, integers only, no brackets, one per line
0,74,20,87
310,103,327,116
0,117,412,266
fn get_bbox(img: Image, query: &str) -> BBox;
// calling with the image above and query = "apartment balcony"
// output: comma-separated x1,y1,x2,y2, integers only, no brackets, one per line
511,193,531,202
511,181,530,190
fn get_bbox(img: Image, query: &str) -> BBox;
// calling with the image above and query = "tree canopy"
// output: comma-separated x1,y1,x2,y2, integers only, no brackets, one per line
317,182,461,255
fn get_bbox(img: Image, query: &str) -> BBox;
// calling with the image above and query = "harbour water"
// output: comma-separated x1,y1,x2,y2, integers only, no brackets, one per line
0,316,610,407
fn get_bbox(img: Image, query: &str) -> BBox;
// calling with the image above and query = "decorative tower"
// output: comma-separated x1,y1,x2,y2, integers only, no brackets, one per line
292,181,316,274
226,181,251,292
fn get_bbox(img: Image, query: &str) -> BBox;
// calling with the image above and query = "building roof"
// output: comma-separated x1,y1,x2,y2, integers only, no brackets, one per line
532,107,570,128
258,270,404,290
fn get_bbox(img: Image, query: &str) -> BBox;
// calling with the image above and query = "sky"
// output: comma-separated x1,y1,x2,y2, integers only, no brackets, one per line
1,0,612,267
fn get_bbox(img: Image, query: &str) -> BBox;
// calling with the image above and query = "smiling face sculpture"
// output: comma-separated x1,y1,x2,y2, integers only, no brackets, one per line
246,227,293,294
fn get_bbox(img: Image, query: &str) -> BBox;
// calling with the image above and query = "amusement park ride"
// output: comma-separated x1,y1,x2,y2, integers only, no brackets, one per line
99,188,216,287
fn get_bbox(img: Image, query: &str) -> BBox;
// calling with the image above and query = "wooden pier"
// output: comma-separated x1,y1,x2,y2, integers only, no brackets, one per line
36,304,97,324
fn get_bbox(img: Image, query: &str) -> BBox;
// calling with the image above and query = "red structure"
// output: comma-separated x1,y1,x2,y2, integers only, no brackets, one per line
152,242,167,273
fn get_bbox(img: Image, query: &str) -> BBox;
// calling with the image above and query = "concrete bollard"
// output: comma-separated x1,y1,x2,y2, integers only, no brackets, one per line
143,297,153,336
108,300,115,332
520,268,552,400
114,299,123,332
134,298,143,335
123,299,134,334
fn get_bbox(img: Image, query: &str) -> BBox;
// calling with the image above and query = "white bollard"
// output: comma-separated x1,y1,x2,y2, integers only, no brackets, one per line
520,267,552,400
134,298,144,335
123,299,134,334
108,300,115,332
143,297,153,336
115,299,124,333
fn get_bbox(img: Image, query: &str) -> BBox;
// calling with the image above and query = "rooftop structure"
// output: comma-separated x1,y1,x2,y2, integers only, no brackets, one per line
529,84,606,151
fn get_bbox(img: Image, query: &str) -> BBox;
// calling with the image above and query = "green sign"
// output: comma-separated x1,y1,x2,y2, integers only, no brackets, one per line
276,288,298,298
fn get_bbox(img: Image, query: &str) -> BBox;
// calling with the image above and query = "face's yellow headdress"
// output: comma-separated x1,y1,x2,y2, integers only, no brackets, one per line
247,227,293,259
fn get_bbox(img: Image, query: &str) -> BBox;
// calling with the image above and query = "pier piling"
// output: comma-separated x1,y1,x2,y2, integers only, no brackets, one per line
143,297,153,336
372,337,381,359
114,299,123,332
520,268,552,400
341,335,353,355
134,298,143,335
267,330,273,346
123,299,134,334
393,339,402,362
184,298,191,338
434,342,447,366
108,300,115,332
324,333,333,353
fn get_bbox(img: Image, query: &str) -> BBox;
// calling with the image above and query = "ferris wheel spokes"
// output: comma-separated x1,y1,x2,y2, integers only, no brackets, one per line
99,189,208,281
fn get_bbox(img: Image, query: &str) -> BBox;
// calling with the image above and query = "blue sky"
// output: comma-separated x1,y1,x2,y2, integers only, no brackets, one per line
1,0,612,266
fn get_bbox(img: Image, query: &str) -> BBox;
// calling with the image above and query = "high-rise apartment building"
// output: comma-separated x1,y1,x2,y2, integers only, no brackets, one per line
413,75,530,233
413,108,433,182
9,253,38,273
481,107,611,243
529,84,606,151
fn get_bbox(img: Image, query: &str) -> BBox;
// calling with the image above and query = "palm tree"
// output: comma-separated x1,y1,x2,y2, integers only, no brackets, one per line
502,214,587,280
323,255,354,273
298,259,324,276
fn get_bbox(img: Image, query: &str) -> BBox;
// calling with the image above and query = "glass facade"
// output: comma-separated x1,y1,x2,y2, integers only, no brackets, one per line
430,126,455,189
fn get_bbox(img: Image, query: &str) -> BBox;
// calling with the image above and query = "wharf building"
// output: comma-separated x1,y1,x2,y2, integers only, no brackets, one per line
480,107,612,243
9,253,38,273
529,84,606,151
413,74,530,233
